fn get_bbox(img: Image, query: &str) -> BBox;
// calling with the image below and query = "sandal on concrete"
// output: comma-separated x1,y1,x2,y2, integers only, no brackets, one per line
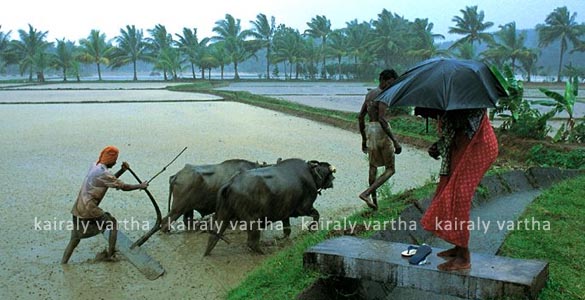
401,245,419,257
409,244,432,265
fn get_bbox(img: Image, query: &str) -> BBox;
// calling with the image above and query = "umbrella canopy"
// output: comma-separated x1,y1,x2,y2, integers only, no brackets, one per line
377,58,507,111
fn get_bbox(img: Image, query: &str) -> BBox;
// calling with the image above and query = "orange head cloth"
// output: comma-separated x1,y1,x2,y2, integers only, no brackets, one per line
97,145,119,165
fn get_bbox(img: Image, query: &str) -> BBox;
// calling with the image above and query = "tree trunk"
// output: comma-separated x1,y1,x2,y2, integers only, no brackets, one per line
556,43,565,83
234,61,240,80
283,62,288,80
133,60,138,81
36,72,45,82
321,38,327,79
266,48,271,80
354,56,358,79
191,63,196,79
337,56,342,80
97,63,102,81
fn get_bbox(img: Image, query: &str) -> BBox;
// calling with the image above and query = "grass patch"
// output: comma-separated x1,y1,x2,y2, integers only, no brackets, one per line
527,144,585,169
227,184,436,299
498,175,585,300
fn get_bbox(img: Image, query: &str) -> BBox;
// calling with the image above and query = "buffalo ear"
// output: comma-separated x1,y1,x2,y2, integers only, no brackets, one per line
308,161,324,181
308,160,320,167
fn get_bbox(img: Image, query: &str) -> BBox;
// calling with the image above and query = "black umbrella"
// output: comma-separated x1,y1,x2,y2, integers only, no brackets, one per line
377,58,507,111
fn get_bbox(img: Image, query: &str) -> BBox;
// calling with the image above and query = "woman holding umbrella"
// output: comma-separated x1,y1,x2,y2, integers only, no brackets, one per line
422,108,498,271
377,58,505,271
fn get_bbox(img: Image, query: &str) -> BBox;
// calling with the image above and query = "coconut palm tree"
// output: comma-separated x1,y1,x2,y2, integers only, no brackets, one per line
407,18,446,60
326,29,348,80
52,39,76,81
536,6,585,82
366,9,411,68
345,19,373,79
194,38,211,79
517,48,540,82
450,41,480,60
249,13,276,79
563,63,585,80
0,26,12,72
448,5,494,50
109,25,150,81
78,29,111,81
147,24,173,80
369,9,399,67
70,60,82,82
205,42,228,80
571,40,585,53
301,37,320,79
153,47,182,80
13,24,50,81
199,46,219,80
273,25,303,80
483,22,534,74
175,27,208,80
304,15,331,79
212,14,253,80
368,9,410,68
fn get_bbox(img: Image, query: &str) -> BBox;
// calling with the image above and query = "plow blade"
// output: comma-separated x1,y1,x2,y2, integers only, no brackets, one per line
103,229,164,280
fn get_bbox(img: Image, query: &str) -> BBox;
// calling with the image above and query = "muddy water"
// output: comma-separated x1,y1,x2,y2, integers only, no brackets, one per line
0,88,439,299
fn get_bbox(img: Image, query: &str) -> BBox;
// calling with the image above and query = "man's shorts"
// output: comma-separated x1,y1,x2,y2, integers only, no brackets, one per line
366,122,395,168
71,213,114,236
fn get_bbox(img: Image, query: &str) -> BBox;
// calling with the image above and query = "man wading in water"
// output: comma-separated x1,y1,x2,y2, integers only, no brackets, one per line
358,69,402,210
61,146,148,264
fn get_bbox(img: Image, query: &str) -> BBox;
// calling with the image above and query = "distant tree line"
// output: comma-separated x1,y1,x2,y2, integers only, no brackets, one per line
0,6,584,82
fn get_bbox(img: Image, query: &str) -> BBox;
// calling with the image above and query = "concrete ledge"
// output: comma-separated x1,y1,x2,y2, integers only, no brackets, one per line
527,167,585,189
304,236,548,300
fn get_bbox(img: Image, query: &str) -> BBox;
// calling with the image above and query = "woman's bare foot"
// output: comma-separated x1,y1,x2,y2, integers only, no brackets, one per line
437,258,471,271
437,246,459,259
437,247,470,271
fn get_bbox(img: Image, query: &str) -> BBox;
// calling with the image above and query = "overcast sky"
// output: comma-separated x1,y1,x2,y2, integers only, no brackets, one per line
1,0,584,42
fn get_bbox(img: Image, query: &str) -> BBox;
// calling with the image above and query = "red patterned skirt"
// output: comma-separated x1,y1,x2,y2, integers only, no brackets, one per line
421,113,498,247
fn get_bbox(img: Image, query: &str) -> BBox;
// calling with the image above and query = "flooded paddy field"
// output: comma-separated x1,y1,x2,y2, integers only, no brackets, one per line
0,83,438,299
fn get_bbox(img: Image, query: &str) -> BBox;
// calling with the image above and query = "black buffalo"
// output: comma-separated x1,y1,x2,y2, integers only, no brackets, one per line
204,158,336,255
160,159,267,233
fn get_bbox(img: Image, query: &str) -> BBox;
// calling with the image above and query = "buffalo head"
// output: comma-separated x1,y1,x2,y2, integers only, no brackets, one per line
308,160,336,190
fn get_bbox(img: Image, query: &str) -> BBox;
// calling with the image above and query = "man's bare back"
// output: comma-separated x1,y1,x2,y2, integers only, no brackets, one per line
357,69,402,209
365,88,383,122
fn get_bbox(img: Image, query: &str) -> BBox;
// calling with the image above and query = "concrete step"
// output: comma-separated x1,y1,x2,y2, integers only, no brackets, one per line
428,189,543,255
304,236,548,300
